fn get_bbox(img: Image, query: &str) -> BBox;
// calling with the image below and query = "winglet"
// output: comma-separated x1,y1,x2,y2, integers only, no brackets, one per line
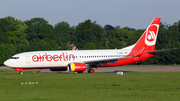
72,46,76,50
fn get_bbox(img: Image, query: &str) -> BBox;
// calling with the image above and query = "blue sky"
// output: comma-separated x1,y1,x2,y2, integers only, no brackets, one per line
1,0,180,29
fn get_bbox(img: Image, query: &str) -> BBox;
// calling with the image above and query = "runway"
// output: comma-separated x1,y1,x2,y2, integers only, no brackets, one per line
1,66,180,73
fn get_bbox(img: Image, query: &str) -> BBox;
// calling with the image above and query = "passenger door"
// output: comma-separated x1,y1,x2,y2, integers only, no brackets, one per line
26,54,30,63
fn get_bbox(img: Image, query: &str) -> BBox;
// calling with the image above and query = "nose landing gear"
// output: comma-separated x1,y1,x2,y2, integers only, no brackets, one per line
19,71,23,74
14,68,23,74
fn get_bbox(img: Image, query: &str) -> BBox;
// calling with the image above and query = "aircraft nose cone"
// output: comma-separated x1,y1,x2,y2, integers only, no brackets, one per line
4,60,11,67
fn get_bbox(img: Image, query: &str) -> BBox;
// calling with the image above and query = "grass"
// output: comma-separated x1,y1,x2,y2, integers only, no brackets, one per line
0,70,180,101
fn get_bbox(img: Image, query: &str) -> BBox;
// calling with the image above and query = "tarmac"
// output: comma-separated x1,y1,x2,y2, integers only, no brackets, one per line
1,66,180,73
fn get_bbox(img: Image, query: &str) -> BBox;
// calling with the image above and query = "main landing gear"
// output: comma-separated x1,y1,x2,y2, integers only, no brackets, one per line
88,68,94,73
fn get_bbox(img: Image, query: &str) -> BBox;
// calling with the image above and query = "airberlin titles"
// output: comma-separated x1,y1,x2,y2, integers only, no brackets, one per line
32,52,75,62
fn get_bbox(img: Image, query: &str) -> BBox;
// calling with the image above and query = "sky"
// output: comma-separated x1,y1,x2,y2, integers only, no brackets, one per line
0,0,180,29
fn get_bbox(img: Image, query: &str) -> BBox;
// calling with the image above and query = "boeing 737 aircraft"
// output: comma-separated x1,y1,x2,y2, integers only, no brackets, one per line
4,18,176,74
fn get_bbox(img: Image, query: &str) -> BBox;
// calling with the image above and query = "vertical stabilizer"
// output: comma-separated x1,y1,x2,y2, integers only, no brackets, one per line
129,18,161,56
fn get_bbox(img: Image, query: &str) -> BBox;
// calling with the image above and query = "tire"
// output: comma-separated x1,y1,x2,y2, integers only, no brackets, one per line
88,69,94,73
19,71,23,74
90,69,94,73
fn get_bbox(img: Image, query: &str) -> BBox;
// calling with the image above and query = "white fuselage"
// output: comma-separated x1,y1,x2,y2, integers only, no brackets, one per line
4,45,134,68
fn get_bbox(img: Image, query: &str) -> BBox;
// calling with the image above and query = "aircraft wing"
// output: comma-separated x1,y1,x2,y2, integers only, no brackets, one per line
84,47,177,67
84,56,132,66
146,48,177,54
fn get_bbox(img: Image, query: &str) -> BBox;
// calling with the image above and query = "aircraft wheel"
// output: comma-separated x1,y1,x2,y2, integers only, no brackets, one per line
90,69,94,73
19,71,23,74
88,69,94,73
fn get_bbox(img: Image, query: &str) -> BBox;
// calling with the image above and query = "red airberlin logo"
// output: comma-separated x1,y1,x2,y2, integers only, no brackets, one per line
32,52,75,62
145,24,158,46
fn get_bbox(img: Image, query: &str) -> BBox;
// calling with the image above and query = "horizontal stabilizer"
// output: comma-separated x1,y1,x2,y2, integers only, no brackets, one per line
146,48,177,54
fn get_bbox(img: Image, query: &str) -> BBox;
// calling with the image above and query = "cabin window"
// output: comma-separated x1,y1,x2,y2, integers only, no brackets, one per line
11,57,19,59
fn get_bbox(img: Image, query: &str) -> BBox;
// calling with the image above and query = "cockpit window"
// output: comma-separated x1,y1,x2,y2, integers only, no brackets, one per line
10,57,19,59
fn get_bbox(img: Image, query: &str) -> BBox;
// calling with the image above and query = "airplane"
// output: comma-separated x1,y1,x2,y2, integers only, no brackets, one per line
4,18,176,74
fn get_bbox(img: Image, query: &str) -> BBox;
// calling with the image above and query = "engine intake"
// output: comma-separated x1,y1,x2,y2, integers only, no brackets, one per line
68,63,86,72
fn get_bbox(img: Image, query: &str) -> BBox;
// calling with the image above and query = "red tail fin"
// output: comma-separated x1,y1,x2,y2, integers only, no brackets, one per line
129,18,161,56
134,18,160,50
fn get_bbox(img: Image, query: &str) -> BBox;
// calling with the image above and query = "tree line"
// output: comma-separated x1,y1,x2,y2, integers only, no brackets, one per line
0,16,179,65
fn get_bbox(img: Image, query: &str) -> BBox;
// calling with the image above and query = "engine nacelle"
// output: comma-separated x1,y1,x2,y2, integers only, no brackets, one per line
68,63,86,72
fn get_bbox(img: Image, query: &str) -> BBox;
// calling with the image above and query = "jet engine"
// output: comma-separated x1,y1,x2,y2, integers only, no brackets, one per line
68,63,87,72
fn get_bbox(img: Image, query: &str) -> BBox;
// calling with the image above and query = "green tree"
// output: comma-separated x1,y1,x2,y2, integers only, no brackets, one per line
75,19,106,49
25,17,54,42
84,42,97,49
116,28,133,47
127,29,144,46
108,38,122,49
54,21,71,49
9,20,28,44
0,44,16,65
